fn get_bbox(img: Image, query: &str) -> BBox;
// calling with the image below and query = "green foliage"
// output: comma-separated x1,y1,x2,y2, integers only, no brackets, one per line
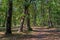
0,0,60,27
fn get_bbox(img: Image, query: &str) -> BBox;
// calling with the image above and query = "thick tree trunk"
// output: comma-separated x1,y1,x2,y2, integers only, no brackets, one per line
5,0,13,35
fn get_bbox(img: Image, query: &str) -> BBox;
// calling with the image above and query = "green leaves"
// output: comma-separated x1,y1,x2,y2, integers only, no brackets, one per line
0,0,60,27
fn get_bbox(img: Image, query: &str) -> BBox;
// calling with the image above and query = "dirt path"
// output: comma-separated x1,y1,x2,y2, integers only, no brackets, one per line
0,27,60,40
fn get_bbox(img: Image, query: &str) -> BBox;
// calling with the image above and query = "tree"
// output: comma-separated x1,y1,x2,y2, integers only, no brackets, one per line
32,0,37,26
2,11,7,27
18,0,32,32
48,6,53,28
48,0,54,28
5,0,13,35
24,0,33,31
18,15,25,32
41,0,45,26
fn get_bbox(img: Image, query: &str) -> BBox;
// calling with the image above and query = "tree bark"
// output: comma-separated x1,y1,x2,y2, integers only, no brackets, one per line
18,0,33,32
5,0,13,35
33,1,37,26
41,0,45,26
18,16,25,32
48,6,53,28
25,0,32,31
2,11,7,27
26,13,32,31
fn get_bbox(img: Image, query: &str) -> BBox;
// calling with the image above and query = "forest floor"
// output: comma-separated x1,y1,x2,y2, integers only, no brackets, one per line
0,27,60,40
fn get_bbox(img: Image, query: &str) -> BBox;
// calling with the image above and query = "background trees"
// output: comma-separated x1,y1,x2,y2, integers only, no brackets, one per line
0,0,60,30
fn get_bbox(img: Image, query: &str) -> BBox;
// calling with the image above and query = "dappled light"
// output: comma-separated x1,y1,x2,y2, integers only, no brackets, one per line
0,27,60,40
0,0,60,40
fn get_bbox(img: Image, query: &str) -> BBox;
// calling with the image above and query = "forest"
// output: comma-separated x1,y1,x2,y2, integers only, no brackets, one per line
0,0,60,40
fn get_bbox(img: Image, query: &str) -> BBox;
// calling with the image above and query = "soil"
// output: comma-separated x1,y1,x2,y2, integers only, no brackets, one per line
0,27,60,40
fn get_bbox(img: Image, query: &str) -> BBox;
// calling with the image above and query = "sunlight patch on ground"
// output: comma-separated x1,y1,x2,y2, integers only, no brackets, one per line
0,32,5,34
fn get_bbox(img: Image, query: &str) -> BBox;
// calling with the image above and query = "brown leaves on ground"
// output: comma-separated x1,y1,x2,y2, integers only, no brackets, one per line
0,27,60,40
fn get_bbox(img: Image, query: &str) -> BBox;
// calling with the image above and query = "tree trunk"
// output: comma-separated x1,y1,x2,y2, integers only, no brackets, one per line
48,6,53,28
5,0,13,35
2,11,7,27
18,16,25,32
18,0,33,32
25,0,32,31
41,0,45,26
26,13,32,31
33,1,37,26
